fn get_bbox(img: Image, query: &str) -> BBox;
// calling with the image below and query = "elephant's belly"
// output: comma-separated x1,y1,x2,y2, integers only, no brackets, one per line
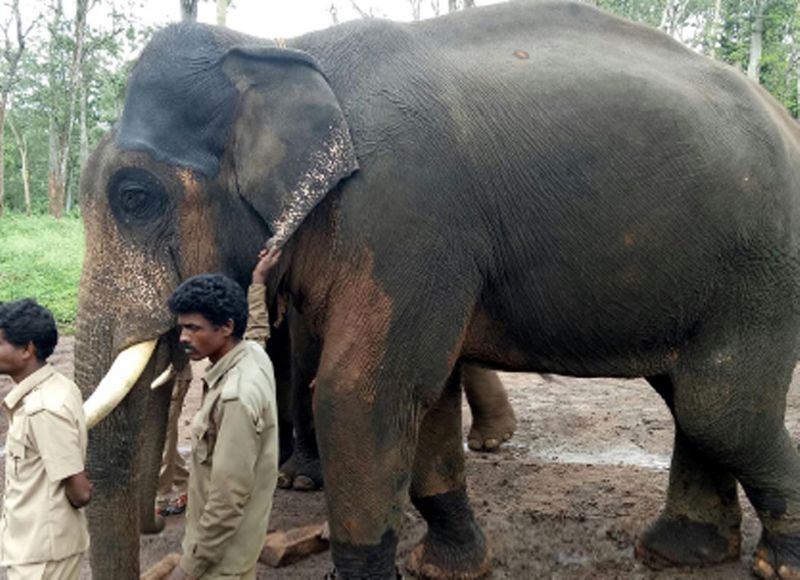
461,300,690,379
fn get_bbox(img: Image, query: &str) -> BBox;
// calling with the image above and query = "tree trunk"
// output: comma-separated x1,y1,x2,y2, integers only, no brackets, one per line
48,117,62,218
180,0,198,22
463,0,474,7
216,0,228,26
797,60,800,118
747,0,764,81
409,0,422,20
448,0,457,11
0,0,31,217
80,71,89,170
660,0,680,35
8,119,31,215
707,0,723,58
0,97,6,217
49,0,88,218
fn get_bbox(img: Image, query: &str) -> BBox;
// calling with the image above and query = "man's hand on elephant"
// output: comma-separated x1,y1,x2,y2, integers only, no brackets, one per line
168,565,195,580
252,246,282,285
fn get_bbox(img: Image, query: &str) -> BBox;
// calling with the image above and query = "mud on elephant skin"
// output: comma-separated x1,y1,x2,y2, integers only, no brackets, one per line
78,1,800,578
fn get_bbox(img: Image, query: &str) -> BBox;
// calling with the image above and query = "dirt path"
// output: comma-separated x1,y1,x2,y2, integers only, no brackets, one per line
2,337,799,578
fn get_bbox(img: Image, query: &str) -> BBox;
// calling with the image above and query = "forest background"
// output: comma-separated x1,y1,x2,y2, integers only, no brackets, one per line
0,0,798,330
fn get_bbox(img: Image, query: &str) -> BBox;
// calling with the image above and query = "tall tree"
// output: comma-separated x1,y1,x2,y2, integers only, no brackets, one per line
216,0,229,26
409,0,423,20
0,0,36,216
47,0,93,218
7,117,30,215
181,0,199,22
747,0,765,80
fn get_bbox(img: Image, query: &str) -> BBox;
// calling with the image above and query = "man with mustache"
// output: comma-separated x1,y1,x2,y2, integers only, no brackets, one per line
167,270,278,580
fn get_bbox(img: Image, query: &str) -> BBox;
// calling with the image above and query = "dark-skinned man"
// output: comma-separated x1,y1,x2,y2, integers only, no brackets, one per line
167,267,279,580
0,299,92,580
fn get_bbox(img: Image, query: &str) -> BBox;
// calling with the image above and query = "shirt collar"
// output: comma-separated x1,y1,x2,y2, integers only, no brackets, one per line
3,364,56,412
204,340,247,389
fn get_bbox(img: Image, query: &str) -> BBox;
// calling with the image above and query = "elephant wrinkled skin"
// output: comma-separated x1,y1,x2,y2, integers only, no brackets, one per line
77,1,800,578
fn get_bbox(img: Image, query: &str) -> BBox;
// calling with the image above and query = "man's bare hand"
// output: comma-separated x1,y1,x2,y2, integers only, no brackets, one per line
252,246,282,285
168,566,195,580
64,471,92,508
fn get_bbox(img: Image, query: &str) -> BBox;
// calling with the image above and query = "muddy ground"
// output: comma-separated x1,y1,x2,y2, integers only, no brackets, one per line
2,336,800,579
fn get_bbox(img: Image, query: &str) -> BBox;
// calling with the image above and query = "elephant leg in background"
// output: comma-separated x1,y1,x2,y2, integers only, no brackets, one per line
407,366,491,579
268,319,296,467
651,320,800,577
462,364,516,452
636,375,742,567
278,311,323,491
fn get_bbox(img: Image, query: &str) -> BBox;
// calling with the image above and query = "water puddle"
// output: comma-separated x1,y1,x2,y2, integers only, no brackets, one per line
503,442,670,470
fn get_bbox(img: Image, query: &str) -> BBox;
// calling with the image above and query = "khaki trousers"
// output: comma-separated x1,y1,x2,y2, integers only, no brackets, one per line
6,553,83,580
156,367,192,507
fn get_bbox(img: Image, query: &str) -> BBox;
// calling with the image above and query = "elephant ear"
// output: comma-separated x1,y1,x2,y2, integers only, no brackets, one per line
222,45,359,248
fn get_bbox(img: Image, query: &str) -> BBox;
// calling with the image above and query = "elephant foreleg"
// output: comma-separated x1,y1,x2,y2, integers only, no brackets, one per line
407,366,491,579
462,365,516,452
316,374,412,579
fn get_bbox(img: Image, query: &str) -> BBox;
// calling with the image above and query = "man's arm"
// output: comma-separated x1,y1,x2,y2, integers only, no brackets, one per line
244,246,282,344
178,396,266,578
29,409,91,507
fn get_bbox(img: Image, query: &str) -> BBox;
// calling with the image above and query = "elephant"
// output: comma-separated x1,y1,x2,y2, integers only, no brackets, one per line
76,0,800,578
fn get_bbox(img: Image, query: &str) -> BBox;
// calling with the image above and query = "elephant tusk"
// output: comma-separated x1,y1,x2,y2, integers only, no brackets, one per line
84,339,158,429
150,364,175,390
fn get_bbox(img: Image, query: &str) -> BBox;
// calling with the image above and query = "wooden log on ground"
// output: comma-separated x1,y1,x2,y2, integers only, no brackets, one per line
140,552,181,580
260,522,330,567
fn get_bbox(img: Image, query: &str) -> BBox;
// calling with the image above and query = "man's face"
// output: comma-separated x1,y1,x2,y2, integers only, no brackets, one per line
176,313,233,363
0,330,29,377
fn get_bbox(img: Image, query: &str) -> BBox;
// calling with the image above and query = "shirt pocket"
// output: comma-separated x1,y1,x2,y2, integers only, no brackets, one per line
190,422,214,465
6,439,26,479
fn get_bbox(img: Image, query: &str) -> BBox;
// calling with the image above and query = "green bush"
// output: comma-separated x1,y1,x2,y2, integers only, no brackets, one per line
0,214,84,334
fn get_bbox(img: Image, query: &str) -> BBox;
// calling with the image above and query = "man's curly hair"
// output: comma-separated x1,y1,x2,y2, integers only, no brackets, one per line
167,274,248,339
0,298,58,362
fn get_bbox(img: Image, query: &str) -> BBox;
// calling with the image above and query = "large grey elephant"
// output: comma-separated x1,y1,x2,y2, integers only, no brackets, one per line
77,1,800,578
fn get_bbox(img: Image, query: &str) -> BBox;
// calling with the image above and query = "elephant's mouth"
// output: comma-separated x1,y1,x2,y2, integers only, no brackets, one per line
83,335,176,429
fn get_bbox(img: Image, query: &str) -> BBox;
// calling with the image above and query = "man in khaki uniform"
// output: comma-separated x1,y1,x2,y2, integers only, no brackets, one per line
0,299,92,580
167,272,278,580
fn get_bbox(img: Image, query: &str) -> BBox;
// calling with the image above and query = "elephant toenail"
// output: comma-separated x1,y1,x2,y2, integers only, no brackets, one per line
753,557,776,579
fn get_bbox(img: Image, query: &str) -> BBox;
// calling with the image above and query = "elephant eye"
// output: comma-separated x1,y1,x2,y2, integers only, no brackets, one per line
107,168,168,226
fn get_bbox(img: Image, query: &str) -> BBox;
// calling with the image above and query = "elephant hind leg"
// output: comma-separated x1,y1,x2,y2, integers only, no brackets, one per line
407,367,491,579
463,365,516,452
636,374,742,568
664,333,800,578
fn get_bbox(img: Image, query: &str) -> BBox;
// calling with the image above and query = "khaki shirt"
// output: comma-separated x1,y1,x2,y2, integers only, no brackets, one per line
244,283,270,344
180,340,278,578
1,365,90,565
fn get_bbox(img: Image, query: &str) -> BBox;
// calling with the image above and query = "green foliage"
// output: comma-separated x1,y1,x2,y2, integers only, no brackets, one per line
0,214,84,333
2,0,153,216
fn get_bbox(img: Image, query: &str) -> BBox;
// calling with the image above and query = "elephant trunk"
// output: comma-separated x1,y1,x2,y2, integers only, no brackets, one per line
74,312,173,579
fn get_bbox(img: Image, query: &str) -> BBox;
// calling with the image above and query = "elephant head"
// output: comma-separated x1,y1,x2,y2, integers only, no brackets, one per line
76,22,357,578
